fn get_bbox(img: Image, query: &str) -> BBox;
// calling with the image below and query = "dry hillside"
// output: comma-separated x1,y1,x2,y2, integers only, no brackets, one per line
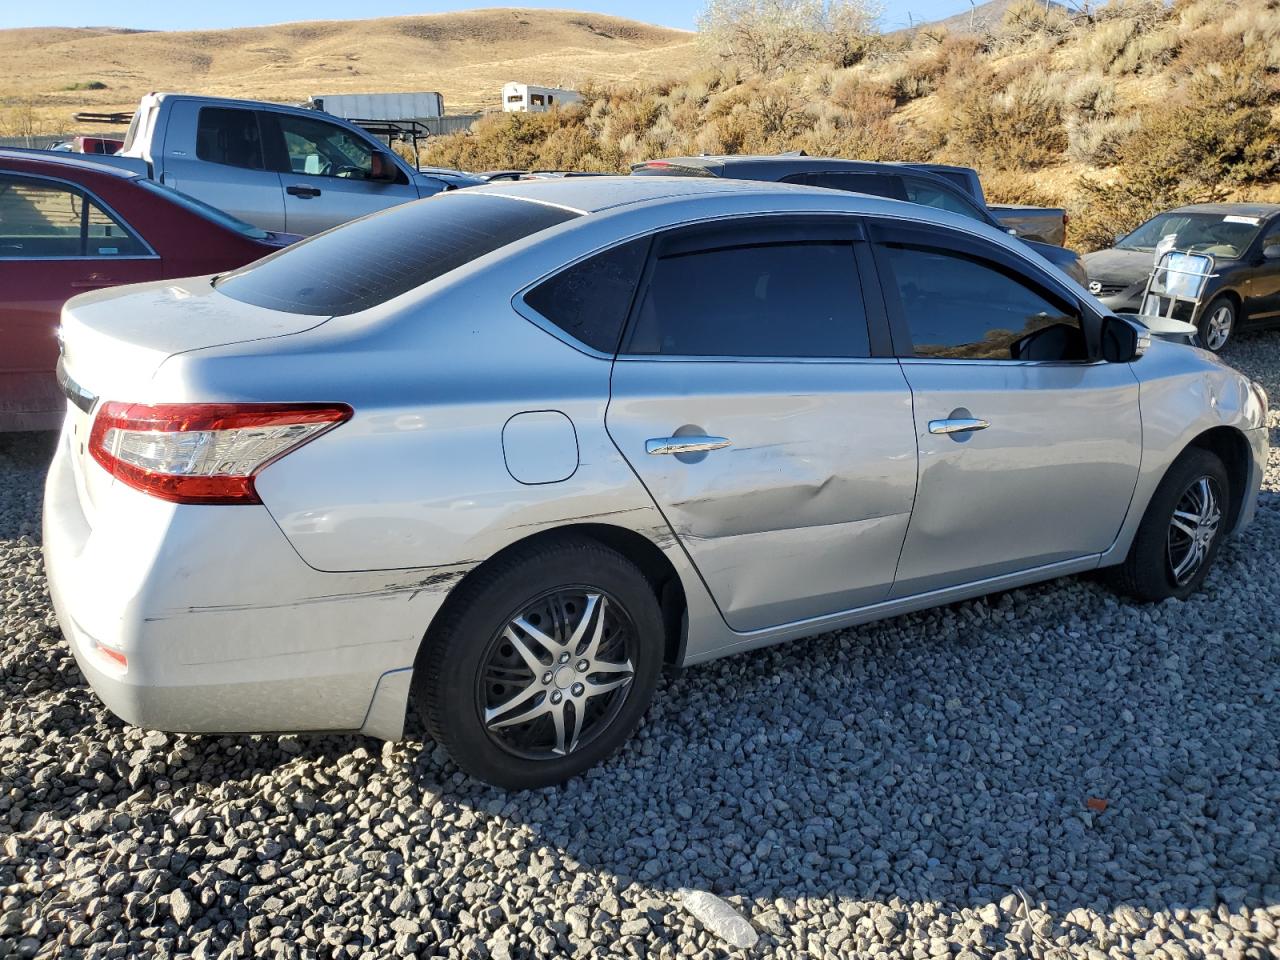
0,8,697,123
421,0,1280,250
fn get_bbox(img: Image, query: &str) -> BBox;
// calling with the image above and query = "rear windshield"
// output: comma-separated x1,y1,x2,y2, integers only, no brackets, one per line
214,193,579,315
630,163,715,178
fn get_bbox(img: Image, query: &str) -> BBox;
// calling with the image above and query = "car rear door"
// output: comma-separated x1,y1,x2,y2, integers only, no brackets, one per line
157,101,286,232
263,111,420,235
0,173,161,426
868,220,1142,598
603,216,918,632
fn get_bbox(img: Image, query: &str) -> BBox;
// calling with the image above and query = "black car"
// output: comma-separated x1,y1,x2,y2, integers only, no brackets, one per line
1084,203,1280,352
630,154,1088,286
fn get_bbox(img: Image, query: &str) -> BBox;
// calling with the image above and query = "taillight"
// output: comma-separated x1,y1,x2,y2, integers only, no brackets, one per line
89,402,352,504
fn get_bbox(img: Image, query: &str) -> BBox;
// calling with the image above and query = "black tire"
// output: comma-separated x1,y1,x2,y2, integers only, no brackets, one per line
1197,295,1237,353
414,536,664,789
1107,448,1230,602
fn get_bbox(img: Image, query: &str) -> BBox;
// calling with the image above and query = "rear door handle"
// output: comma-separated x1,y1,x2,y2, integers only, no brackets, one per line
286,185,322,198
928,417,990,435
646,436,731,456
70,276,115,289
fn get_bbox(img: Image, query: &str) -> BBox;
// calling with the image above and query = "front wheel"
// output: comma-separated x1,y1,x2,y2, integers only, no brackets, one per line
414,537,664,789
1108,448,1230,601
1197,296,1236,352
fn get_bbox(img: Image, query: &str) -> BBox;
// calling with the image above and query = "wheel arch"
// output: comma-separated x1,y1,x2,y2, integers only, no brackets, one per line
1185,425,1253,531
1200,287,1242,322
416,523,689,675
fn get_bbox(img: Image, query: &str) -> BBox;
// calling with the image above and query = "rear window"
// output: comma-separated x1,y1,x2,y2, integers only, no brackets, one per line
630,163,715,178
215,194,579,316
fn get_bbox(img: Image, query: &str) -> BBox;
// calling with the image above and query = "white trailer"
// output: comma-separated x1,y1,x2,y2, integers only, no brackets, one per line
310,92,445,121
502,83,582,113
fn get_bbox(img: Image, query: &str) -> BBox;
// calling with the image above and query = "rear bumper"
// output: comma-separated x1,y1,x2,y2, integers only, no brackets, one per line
42,425,452,739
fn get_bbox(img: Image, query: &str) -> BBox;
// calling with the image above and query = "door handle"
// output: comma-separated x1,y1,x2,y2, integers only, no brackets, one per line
645,436,731,456
928,417,990,435
70,276,114,289
286,185,322,198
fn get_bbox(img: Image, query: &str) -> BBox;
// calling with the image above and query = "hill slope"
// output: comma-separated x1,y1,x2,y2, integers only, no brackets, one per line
0,8,697,123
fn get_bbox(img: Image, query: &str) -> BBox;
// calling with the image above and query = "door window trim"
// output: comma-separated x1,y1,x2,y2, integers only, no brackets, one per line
512,212,896,360
867,219,1100,365
0,171,158,261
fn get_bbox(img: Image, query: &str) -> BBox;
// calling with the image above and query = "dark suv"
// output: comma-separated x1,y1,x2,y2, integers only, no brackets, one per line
631,155,1087,286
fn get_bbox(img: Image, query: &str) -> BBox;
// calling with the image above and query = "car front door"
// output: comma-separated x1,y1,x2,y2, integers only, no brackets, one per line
264,111,420,235
604,217,919,632
869,221,1142,598
1240,218,1280,323
159,102,287,233
0,174,161,426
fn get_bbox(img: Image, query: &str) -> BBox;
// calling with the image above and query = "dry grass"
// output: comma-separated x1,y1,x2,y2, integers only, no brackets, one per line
0,9,698,125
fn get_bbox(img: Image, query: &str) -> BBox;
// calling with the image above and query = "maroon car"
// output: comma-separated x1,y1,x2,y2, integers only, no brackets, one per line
0,149,299,430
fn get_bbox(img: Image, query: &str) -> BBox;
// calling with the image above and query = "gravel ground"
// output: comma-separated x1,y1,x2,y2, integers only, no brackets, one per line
2,337,1279,960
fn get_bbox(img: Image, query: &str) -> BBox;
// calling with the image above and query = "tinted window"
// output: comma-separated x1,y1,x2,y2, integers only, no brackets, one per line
196,107,265,170
625,240,869,357
524,239,648,353
879,244,1077,360
784,172,908,201
274,113,377,180
215,194,578,316
0,176,146,258
902,177,985,221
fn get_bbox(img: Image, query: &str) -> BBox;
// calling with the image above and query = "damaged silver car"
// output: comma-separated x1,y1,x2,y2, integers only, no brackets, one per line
45,177,1269,788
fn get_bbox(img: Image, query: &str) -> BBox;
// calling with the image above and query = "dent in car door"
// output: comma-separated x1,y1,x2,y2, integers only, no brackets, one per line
870,223,1142,597
159,100,286,232
604,218,918,632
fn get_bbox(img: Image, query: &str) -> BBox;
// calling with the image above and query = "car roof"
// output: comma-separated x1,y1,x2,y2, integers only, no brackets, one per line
1170,202,1280,217
467,174,835,214
0,147,141,180
632,155,942,180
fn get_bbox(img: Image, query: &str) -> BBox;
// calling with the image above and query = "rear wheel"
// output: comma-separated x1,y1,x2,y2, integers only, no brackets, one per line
1108,448,1230,601
414,537,664,789
1197,296,1236,352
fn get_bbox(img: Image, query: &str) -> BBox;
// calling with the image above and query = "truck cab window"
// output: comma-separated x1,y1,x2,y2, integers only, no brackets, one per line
273,114,378,181
195,108,265,170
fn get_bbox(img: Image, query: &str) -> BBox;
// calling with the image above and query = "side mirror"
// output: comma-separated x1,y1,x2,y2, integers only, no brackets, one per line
1263,243,1280,261
369,152,399,182
1100,315,1148,363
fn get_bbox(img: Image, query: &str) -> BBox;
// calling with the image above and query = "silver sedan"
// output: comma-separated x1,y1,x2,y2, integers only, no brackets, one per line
44,178,1270,788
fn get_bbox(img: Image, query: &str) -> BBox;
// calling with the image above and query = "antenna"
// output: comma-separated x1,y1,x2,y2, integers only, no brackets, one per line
968,0,976,31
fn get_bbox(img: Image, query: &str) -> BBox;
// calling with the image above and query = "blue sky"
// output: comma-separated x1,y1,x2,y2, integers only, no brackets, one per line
1,1,975,33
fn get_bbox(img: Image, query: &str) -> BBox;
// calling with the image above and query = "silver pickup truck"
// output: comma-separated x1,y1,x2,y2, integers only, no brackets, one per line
103,93,482,235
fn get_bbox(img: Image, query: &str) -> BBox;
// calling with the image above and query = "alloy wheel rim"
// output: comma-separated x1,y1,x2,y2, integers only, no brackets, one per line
478,588,635,760
1167,476,1222,585
1204,306,1232,350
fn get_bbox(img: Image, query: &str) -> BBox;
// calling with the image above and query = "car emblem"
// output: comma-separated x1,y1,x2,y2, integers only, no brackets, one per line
1088,281,1102,295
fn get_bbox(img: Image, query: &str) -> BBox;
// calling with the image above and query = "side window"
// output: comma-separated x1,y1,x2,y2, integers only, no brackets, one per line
902,177,984,221
625,235,870,358
523,238,648,354
0,176,146,259
196,107,265,170
783,172,908,202
275,114,377,179
878,243,1081,361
